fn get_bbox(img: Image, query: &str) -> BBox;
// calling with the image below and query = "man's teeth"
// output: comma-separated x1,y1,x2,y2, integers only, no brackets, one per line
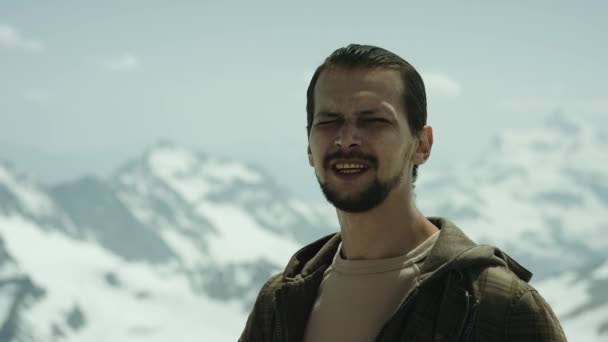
335,163,368,170
339,169,363,174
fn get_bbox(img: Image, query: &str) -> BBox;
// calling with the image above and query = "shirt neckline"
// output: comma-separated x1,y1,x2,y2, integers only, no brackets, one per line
332,231,440,275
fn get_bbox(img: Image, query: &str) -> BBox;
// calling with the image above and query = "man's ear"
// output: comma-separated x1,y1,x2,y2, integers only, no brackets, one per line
412,126,433,165
308,145,315,167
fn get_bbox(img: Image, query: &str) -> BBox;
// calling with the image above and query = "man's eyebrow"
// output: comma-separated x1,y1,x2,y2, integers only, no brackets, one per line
315,108,387,118
315,111,341,117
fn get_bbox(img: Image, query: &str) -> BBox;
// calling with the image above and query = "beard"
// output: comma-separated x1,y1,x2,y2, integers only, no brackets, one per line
316,150,406,213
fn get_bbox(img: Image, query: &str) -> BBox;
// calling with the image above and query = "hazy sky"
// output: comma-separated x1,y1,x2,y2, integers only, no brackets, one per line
1,1,606,199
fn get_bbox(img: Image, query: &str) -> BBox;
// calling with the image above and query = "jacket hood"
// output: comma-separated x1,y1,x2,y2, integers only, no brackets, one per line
281,217,532,284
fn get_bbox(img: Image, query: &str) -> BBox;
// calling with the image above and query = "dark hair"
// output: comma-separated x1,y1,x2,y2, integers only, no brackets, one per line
306,44,427,183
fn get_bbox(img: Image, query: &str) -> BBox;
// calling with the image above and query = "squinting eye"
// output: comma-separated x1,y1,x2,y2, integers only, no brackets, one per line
315,121,338,126
366,118,389,123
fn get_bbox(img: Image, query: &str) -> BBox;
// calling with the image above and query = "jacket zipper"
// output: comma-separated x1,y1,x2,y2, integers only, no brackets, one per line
458,294,479,342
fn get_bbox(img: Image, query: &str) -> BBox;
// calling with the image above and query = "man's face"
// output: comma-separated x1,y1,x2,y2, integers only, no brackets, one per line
308,67,421,213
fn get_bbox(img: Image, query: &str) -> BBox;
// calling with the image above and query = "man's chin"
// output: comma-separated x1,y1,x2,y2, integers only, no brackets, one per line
332,198,385,213
320,188,383,213
317,173,403,213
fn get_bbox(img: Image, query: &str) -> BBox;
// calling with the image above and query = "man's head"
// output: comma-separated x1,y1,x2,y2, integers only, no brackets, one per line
306,44,432,213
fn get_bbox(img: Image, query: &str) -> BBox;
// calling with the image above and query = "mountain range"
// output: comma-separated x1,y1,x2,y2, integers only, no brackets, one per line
0,112,606,341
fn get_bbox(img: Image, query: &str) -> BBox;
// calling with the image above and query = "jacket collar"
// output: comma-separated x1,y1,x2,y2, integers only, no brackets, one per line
281,217,532,284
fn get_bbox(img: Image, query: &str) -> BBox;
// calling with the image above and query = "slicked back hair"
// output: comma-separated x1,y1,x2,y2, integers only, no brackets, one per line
306,44,427,184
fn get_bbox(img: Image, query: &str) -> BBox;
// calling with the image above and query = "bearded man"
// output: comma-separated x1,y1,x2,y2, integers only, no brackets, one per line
239,44,566,342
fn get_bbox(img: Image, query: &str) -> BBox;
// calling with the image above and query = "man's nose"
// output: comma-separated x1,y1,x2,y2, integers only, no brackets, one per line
334,123,361,148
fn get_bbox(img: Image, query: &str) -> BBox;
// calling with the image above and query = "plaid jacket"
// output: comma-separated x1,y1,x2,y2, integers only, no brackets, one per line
239,217,567,342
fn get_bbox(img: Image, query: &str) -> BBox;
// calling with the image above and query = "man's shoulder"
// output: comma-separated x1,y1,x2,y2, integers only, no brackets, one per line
474,264,532,299
239,272,283,342
257,271,284,300
471,262,548,319
470,266,567,341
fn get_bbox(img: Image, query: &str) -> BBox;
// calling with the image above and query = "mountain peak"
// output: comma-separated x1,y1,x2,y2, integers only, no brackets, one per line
112,142,268,207
145,143,263,186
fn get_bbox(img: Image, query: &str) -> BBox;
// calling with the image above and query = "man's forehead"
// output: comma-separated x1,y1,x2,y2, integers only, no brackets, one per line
314,67,404,106
316,67,402,91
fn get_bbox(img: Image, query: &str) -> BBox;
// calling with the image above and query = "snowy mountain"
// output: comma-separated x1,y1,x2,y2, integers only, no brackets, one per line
0,112,607,341
418,111,608,341
0,144,334,342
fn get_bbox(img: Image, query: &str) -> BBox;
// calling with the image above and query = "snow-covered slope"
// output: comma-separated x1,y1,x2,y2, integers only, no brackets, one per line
536,261,608,341
0,147,335,342
418,111,608,341
420,111,607,252
1,213,247,341
111,142,332,265
0,111,606,341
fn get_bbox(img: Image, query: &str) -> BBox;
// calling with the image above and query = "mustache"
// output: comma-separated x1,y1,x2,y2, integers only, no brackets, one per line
323,150,378,169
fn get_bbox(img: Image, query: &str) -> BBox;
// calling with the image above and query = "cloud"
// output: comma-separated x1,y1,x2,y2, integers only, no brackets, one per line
105,52,140,71
422,72,462,98
498,97,608,115
497,97,555,114
0,24,44,52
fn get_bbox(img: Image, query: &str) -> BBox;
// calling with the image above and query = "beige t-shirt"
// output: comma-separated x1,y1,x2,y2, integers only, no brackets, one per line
302,231,439,342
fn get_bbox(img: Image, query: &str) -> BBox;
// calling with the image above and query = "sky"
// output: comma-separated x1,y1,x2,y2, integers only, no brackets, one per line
1,1,606,200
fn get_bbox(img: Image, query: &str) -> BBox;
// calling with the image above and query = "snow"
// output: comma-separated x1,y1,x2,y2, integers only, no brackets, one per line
415,116,608,253
592,260,608,279
1,113,607,342
535,272,591,317
255,201,298,228
160,174,212,205
499,120,606,171
202,158,262,184
160,229,205,268
197,202,301,264
0,165,56,217
0,214,248,342
118,173,150,196
288,198,318,219
147,146,198,177
236,188,273,203
146,146,262,204
560,304,608,342
233,267,251,288
147,147,214,203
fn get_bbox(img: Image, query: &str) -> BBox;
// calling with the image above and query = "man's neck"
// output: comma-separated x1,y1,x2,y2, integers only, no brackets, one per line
336,188,439,260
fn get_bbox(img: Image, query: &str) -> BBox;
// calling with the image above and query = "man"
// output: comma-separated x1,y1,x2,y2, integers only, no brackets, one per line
239,44,566,342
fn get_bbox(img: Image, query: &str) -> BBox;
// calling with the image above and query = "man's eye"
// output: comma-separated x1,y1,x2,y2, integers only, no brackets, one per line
366,118,389,123
315,120,338,126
